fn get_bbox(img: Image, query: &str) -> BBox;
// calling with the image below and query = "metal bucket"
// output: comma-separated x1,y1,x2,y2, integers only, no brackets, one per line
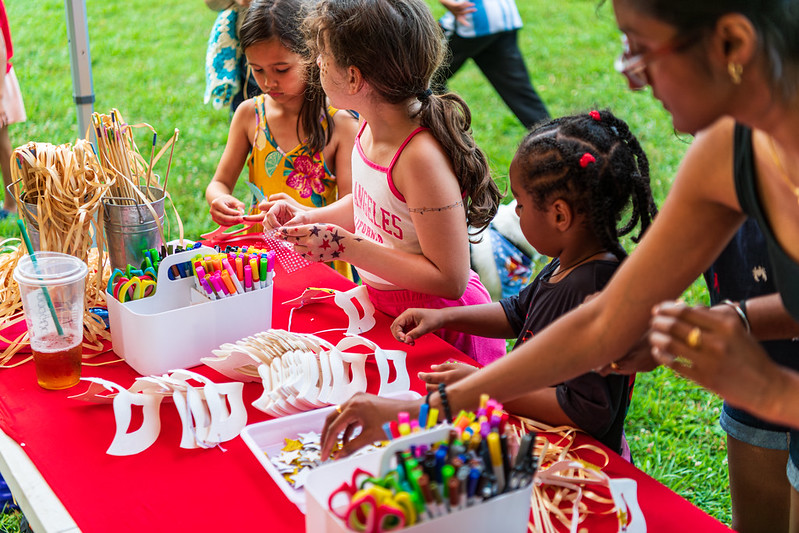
20,200,41,251
103,186,166,271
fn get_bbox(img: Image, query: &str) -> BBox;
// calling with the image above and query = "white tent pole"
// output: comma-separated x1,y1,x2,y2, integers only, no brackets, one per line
64,0,94,140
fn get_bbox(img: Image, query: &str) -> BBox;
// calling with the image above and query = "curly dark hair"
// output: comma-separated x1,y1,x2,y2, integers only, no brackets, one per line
303,0,501,238
514,109,658,259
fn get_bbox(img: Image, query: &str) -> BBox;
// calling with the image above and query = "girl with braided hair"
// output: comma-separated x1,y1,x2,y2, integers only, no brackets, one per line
262,0,505,363
390,109,657,458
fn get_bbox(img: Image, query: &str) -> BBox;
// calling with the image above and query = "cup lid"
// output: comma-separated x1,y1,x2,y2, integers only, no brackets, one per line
13,252,88,286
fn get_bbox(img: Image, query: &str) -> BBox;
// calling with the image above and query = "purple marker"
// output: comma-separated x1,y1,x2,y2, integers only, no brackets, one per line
199,275,216,300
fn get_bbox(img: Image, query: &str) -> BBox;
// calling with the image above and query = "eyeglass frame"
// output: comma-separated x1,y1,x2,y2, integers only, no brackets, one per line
614,32,701,90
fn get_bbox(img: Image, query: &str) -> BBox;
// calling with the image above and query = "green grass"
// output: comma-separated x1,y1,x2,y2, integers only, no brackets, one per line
1,0,729,526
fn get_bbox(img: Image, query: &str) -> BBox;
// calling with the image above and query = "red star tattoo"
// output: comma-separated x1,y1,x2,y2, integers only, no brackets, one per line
320,239,331,250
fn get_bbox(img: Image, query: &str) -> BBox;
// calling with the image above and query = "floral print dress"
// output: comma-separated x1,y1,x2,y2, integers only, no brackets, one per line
247,95,353,278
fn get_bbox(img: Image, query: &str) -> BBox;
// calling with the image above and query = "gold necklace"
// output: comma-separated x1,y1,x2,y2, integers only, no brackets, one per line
768,136,799,206
551,249,608,280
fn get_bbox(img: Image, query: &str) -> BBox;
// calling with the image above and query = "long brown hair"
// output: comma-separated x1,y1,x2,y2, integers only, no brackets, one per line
305,0,501,237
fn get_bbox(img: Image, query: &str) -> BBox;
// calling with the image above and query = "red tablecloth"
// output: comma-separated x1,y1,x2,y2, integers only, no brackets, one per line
0,256,730,532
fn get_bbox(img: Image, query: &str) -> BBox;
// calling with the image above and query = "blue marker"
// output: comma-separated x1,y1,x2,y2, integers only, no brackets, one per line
382,421,394,441
467,467,481,506
418,402,429,430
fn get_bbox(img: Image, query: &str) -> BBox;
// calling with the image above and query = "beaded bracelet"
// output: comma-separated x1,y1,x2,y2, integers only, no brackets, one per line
438,382,453,424
721,299,751,334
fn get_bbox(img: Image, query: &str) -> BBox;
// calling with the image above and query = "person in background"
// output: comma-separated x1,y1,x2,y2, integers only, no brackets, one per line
392,110,657,459
0,0,25,220
263,0,505,364
433,0,549,129
205,0,358,279
699,221,799,533
204,0,262,114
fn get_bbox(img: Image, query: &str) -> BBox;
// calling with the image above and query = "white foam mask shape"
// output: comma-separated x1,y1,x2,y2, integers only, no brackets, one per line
169,369,248,446
325,347,367,405
608,478,646,533
76,378,164,457
333,285,376,334
201,344,263,383
335,335,409,397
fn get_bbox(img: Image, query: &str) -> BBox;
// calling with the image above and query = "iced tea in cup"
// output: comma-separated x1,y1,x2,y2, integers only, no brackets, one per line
13,252,88,390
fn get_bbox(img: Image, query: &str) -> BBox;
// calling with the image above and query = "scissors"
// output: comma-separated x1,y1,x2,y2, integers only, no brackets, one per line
113,276,157,302
329,468,416,532
347,485,414,532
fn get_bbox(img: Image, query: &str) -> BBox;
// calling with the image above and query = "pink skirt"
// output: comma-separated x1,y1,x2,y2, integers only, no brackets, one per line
4,66,26,125
366,270,507,366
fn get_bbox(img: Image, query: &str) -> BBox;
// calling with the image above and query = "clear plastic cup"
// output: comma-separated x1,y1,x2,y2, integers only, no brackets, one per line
13,252,88,390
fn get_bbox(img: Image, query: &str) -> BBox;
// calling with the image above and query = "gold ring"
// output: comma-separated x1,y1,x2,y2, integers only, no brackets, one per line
686,327,703,349
334,405,342,414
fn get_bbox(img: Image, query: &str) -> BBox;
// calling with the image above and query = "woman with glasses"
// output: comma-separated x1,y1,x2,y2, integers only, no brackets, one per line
322,0,799,527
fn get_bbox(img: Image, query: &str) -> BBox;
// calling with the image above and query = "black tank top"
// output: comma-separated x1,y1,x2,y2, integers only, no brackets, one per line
733,123,799,321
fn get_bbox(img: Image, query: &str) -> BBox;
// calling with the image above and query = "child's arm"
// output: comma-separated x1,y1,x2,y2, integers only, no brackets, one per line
326,110,358,197
205,100,255,227
262,194,355,232
391,302,513,346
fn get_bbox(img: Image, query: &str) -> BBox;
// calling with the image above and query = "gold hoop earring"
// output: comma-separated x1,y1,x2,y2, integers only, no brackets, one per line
728,62,743,85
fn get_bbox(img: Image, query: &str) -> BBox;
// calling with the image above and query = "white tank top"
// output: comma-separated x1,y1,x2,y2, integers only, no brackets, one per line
351,122,426,289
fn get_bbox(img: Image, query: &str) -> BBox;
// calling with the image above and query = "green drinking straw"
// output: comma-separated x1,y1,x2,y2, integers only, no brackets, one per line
16,219,65,336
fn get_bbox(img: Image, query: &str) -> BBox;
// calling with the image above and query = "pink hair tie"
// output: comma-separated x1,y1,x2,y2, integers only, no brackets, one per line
580,153,596,168
589,110,601,121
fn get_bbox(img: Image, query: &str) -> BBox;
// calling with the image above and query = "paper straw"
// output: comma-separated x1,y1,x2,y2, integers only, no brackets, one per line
16,219,65,336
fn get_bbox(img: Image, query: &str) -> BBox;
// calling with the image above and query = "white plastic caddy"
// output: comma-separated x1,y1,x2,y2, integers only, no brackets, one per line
304,427,534,533
106,246,273,375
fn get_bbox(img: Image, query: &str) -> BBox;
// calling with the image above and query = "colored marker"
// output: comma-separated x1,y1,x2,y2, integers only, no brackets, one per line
487,432,505,493
418,402,429,430
244,264,253,292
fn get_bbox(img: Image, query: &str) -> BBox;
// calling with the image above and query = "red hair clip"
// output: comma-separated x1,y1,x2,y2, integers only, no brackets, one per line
589,110,601,121
580,153,596,168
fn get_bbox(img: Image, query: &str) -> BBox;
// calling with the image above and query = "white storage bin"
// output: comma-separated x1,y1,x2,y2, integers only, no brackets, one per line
304,427,534,533
240,391,421,513
106,246,273,375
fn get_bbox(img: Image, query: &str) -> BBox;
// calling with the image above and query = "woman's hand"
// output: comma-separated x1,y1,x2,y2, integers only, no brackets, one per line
320,393,420,459
276,223,354,262
390,308,446,346
648,301,778,413
418,361,479,391
209,194,246,227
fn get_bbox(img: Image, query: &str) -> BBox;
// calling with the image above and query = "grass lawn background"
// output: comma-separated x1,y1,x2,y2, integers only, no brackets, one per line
0,0,729,525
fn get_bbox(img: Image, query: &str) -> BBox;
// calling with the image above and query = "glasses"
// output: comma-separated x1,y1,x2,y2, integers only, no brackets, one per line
614,33,698,90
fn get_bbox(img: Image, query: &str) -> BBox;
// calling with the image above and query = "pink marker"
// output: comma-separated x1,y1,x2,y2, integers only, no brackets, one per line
210,272,227,298
244,264,253,292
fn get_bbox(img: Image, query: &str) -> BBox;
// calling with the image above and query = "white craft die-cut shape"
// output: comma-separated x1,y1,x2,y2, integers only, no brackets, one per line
608,478,646,533
316,350,334,405
295,351,324,408
333,285,377,334
173,388,202,450
325,348,368,405
334,335,410,397
80,378,165,457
